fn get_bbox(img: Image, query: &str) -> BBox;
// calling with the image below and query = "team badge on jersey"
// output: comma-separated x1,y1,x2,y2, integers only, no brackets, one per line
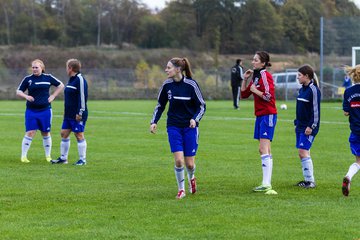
167,90,172,100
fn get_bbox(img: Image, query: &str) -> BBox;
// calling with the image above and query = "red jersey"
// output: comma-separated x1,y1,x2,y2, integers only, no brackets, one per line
241,68,277,116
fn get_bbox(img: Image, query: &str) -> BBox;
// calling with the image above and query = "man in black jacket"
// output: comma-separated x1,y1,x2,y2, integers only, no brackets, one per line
231,59,244,109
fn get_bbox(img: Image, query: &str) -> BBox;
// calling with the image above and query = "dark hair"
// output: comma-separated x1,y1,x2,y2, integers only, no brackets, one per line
255,51,271,67
170,57,193,78
236,59,241,65
298,64,319,86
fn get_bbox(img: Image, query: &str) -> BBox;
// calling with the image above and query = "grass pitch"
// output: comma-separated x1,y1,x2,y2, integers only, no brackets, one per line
0,100,358,239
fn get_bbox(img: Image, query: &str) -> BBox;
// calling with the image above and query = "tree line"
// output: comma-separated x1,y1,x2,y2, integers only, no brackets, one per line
0,0,359,55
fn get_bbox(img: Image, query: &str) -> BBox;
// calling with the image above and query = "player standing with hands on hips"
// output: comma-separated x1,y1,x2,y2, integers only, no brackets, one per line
342,65,360,196
150,57,206,199
241,51,277,194
17,59,64,163
51,59,88,166
294,65,321,189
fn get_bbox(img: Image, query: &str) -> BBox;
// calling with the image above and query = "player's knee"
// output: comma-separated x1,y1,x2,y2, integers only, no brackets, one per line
174,158,184,167
26,130,36,138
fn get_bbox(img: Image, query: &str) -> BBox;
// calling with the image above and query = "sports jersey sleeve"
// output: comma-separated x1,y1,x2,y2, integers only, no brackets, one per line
17,77,29,92
151,82,169,124
260,71,273,102
241,81,253,99
49,74,63,87
308,85,320,129
77,75,87,117
191,81,206,123
343,90,350,112
239,67,244,80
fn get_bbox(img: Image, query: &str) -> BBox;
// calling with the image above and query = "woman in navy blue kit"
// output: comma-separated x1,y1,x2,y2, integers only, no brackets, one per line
342,65,360,196
51,59,88,166
150,57,206,199
17,59,64,163
294,64,321,189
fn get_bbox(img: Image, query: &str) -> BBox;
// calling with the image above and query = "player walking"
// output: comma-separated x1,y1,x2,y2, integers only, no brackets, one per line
150,57,206,199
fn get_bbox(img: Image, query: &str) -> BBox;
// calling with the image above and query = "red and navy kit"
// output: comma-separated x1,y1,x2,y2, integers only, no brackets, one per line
241,68,277,116
343,84,360,135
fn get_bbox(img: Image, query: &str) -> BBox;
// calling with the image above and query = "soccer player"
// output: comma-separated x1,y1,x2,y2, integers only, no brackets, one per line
241,51,277,193
150,57,206,199
342,64,360,196
294,65,321,189
17,59,64,163
51,59,88,166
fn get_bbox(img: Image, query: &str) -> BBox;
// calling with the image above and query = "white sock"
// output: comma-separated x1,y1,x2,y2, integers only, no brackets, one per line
174,166,185,191
346,162,360,181
43,136,52,157
60,138,70,160
21,136,33,158
77,139,87,161
261,154,272,186
186,165,196,181
301,157,315,182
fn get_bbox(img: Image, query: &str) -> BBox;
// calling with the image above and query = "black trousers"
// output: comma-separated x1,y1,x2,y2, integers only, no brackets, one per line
231,85,240,108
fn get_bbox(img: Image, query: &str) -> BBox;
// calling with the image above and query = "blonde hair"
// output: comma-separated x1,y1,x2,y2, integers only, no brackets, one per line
66,58,81,73
344,65,360,84
32,59,45,73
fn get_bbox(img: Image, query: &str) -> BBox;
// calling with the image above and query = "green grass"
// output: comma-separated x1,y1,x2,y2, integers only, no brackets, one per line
0,100,358,239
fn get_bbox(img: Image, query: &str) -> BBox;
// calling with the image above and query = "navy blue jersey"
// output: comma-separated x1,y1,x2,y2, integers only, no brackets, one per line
295,81,321,135
151,77,206,128
343,84,360,135
64,73,88,121
17,73,62,110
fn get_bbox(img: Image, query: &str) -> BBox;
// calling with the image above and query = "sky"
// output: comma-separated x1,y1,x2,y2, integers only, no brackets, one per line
141,0,166,10
141,0,360,10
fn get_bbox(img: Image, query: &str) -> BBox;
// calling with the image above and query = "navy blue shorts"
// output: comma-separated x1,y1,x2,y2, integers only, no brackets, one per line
296,132,315,150
349,132,360,156
167,126,199,157
25,108,52,132
62,119,86,133
254,114,277,141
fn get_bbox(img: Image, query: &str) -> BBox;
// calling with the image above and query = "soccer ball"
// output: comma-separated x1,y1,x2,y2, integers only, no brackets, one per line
280,104,287,110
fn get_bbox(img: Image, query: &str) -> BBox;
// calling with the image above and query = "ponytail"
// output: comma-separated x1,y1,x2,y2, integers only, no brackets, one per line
170,57,193,78
182,58,193,78
313,72,319,87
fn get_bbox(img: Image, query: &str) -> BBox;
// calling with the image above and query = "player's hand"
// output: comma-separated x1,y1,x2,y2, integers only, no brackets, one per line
250,84,257,92
305,127,312,135
26,95,34,102
150,123,157,134
48,95,55,103
243,69,253,79
76,114,82,122
189,119,196,128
